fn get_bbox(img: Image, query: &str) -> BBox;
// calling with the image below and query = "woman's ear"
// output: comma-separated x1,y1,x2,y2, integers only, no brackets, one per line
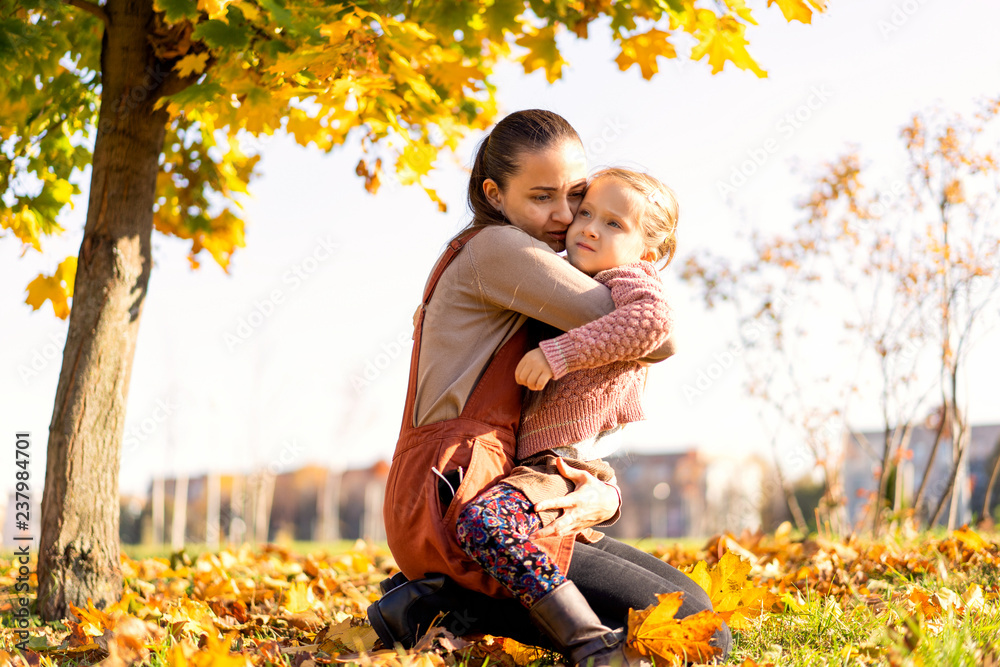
483,179,503,211
641,248,658,263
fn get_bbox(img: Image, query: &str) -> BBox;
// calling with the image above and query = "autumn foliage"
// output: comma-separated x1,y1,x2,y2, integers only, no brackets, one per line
3,0,829,317
3,525,1000,666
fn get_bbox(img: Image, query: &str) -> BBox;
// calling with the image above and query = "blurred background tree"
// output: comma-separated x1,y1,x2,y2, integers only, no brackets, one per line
683,98,1000,535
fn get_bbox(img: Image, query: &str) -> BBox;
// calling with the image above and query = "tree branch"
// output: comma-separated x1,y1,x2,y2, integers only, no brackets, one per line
65,0,109,26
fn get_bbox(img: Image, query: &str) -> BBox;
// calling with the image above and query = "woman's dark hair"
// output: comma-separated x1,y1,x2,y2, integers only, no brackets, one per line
462,109,581,232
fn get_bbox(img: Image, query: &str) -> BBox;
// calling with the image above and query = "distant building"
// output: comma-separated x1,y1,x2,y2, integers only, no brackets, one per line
135,461,390,546
602,450,710,539
98,448,789,545
843,423,1000,526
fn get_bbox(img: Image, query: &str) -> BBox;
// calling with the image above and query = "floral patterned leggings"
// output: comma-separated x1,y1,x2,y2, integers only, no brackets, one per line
455,483,566,608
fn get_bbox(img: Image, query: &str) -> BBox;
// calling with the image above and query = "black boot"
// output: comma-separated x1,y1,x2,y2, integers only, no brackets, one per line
368,574,556,651
529,582,641,667
367,574,452,649
378,571,409,595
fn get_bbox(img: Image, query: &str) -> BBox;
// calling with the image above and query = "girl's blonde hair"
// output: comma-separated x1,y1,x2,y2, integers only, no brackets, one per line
589,167,678,267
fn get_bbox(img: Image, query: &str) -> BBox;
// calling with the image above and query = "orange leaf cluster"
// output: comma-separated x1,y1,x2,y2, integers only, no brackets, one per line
627,591,722,665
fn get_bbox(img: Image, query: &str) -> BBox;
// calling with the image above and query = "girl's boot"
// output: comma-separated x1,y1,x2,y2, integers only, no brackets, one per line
528,581,645,667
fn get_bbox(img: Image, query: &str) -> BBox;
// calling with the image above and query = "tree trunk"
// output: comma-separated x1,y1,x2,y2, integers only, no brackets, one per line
872,423,895,534
229,474,247,544
929,412,968,528
206,472,220,548
171,475,189,550
912,405,948,524
982,438,1000,522
152,476,164,545
37,0,169,621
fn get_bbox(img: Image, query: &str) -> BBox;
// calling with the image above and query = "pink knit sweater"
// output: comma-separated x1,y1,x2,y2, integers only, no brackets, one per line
517,261,673,458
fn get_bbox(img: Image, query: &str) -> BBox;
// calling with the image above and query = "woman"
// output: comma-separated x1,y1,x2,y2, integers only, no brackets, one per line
369,110,730,666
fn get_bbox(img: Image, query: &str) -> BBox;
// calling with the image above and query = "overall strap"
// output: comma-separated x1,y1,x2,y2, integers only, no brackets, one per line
460,324,528,434
400,228,484,432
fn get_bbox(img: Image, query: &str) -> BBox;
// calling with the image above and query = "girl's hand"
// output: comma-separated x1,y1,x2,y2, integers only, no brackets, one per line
530,458,620,538
515,348,554,391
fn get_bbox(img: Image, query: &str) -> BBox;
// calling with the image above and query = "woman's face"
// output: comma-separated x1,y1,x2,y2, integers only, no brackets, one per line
487,139,588,252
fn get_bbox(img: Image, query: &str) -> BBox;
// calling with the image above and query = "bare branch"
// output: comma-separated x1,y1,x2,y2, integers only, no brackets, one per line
64,0,109,25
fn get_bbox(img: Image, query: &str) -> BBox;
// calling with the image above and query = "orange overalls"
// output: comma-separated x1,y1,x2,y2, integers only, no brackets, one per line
383,230,576,598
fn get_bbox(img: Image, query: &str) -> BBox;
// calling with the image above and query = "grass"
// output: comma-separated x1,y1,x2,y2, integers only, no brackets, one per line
731,593,1000,666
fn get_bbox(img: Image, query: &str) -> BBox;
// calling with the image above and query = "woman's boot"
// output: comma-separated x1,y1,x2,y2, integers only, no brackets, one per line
528,581,639,667
367,574,451,649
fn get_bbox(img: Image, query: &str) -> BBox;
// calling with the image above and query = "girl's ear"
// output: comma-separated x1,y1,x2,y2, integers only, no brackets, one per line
641,248,658,263
483,179,503,211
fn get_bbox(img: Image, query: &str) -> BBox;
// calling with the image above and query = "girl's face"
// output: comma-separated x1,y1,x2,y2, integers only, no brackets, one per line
565,177,651,276
485,139,587,252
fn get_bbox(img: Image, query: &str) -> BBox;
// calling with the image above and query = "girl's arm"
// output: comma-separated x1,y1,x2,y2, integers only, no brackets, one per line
538,263,672,380
466,226,675,360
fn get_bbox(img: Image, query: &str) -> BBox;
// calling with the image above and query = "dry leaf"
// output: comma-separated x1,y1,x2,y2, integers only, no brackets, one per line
687,552,780,629
627,591,722,666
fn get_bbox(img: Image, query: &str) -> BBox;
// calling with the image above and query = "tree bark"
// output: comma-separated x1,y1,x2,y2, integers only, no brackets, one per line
37,0,170,620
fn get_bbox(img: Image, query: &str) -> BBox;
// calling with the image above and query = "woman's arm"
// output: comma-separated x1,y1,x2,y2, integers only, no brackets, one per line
538,263,672,380
467,225,616,331
467,226,676,361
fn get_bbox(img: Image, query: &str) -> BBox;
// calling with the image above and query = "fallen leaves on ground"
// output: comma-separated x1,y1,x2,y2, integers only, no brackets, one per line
0,527,998,666
686,551,781,629
627,591,721,665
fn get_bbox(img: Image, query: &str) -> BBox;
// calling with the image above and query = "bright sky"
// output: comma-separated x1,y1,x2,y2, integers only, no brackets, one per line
3,0,1000,498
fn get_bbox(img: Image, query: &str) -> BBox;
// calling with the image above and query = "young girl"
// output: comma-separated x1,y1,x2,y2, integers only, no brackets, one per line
454,167,682,655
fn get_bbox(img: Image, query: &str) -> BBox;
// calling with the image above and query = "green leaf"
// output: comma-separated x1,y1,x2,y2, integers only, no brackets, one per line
258,0,294,31
480,0,525,42
154,0,199,23
609,3,638,35
192,19,250,50
162,79,226,109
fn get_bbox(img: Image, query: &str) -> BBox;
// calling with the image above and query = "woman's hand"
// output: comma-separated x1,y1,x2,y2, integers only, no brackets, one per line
530,458,620,538
515,348,554,391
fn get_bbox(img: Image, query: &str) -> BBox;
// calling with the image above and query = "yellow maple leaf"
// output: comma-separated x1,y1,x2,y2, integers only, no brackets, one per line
197,0,233,20
25,255,77,319
396,141,438,187
615,28,677,80
319,618,379,654
952,526,987,551
767,0,825,24
283,581,316,613
686,552,779,630
168,631,250,666
1,205,64,251
690,12,766,77
724,0,758,24
501,637,549,666
627,591,722,666
175,52,209,78
516,25,567,84
428,56,485,95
